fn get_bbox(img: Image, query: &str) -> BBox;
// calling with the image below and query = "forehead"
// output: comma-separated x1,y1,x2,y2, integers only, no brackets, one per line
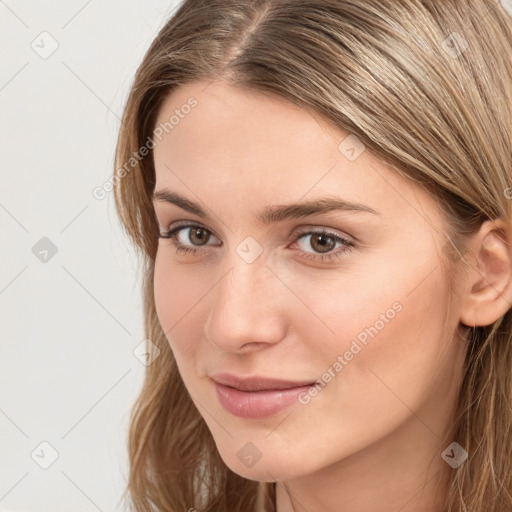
151,80,443,230
153,78,344,165
154,80,361,191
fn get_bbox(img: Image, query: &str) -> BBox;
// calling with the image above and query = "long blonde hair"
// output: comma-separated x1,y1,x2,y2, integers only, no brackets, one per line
113,1,512,510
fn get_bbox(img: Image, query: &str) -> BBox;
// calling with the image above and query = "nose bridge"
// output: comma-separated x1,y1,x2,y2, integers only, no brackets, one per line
204,250,286,352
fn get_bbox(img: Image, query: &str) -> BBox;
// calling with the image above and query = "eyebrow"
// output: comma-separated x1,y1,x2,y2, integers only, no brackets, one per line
152,189,379,224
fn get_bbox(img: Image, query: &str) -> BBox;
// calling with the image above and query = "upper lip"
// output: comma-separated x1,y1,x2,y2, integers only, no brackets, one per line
210,373,316,392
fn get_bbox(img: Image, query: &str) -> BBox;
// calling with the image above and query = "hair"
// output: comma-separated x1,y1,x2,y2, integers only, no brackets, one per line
112,0,512,510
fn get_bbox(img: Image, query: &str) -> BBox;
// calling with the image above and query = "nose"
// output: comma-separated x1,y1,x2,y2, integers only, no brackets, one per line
203,253,288,354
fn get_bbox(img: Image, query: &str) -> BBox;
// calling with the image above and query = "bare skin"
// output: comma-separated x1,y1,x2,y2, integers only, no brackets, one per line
151,79,512,512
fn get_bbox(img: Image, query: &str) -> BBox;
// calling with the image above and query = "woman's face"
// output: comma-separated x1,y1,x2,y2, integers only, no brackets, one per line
152,79,468,482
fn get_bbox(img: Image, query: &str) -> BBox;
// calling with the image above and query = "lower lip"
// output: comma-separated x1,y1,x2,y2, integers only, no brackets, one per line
213,381,314,419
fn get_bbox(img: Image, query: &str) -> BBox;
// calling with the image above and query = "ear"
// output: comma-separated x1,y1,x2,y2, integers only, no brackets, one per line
459,219,512,328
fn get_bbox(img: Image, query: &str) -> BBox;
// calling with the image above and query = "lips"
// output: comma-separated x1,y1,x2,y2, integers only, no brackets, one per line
210,373,317,418
210,373,316,391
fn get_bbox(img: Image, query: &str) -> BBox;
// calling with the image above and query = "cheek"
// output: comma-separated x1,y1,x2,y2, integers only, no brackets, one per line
296,249,453,415
153,255,206,361
300,240,448,348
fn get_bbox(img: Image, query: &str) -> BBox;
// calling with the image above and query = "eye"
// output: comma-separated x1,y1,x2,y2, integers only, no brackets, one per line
158,223,356,263
159,223,221,256
291,228,355,263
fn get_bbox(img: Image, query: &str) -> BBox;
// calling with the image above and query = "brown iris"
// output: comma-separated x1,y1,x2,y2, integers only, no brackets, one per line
188,227,211,246
309,232,336,253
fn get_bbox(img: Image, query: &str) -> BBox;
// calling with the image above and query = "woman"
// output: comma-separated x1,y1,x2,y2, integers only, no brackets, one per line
113,0,512,510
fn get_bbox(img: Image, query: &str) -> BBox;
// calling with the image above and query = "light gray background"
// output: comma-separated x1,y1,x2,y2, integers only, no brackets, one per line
1,1,182,511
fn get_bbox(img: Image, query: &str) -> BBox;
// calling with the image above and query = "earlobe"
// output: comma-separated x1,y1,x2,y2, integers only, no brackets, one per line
459,219,512,328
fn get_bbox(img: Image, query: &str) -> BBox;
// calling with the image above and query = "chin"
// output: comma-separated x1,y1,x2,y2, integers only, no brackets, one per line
218,447,310,482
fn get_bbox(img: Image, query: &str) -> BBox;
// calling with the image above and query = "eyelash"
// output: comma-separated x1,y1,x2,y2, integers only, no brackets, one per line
158,222,356,263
